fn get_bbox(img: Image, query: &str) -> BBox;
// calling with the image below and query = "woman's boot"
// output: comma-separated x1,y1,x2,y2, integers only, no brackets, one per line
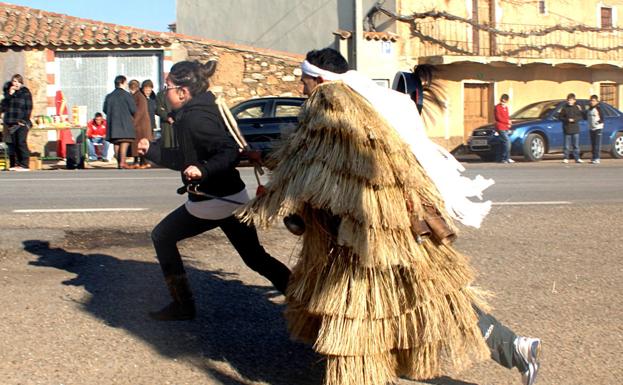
149,274,196,321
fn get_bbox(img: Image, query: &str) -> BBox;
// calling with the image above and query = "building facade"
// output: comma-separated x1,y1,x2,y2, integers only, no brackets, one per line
0,2,303,158
176,0,389,55
370,0,623,148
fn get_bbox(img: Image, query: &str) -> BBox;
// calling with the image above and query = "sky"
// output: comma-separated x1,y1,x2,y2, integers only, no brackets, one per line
5,0,176,32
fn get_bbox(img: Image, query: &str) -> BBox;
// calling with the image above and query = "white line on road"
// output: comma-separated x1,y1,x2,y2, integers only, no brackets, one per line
493,201,571,205
13,208,148,213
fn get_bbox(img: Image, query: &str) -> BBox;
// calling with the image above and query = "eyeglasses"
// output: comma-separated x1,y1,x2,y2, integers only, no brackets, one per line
163,84,182,91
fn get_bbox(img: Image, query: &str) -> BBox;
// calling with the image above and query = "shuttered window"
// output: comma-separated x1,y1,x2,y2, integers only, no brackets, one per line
601,7,613,29
56,51,162,122
600,83,618,108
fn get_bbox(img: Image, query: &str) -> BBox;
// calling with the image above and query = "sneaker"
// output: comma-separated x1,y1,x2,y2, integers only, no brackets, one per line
576,159,584,163
562,159,569,164
507,159,515,163
592,159,600,164
9,166,30,172
515,336,541,385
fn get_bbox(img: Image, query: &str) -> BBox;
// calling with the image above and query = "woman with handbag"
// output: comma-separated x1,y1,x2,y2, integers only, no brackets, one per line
137,60,290,321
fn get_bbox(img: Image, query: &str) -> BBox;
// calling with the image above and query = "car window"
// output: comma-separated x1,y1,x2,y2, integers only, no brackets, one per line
235,103,266,119
274,102,302,118
511,101,559,119
600,103,618,117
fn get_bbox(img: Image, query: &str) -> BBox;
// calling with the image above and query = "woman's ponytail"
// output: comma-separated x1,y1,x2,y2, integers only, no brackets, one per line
168,60,218,96
197,60,217,92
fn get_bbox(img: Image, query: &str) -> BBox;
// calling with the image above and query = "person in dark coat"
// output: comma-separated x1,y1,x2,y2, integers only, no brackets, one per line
558,93,584,163
141,79,158,132
1,74,33,171
103,75,136,169
137,60,290,321
155,88,175,149
128,79,152,168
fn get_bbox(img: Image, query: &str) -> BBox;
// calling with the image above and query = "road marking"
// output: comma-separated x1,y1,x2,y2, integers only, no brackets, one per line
13,208,148,213
493,201,571,205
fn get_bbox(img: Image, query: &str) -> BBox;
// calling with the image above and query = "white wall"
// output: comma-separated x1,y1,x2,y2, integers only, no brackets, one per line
177,0,389,54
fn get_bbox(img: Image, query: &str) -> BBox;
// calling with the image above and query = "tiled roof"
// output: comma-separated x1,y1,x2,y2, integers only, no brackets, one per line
333,29,399,42
0,2,174,47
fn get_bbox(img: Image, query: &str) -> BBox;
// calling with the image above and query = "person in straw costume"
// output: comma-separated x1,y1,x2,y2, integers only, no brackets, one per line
237,48,540,385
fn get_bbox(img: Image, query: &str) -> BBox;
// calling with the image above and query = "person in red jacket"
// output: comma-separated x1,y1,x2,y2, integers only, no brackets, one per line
495,94,514,163
86,113,111,161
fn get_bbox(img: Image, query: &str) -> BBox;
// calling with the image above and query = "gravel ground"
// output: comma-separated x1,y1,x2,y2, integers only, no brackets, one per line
0,203,621,385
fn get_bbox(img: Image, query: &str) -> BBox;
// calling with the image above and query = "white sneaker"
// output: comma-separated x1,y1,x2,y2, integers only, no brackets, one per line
576,159,584,163
515,337,541,385
9,166,30,172
562,159,569,164
591,159,600,164
507,159,515,163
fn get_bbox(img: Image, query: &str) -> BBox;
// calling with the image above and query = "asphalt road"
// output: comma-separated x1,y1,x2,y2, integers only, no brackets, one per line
0,159,621,385
0,159,621,213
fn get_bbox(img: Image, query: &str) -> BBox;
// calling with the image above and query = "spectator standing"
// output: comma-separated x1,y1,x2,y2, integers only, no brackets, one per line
558,93,584,163
156,88,175,149
86,112,111,161
1,74,33,171
587,95,604,164
494,94,514,163
141,79,158,135
103,75,136,169
129,79,152,168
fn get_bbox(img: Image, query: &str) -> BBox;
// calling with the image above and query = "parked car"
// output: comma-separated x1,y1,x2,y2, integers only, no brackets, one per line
467,99,623,161
230,96,306,159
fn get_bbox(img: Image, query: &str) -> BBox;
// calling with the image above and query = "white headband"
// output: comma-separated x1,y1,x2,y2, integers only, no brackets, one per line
301,60,343,81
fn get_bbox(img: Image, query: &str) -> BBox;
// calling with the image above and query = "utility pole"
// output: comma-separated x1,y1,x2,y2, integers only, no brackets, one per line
354,0,363,70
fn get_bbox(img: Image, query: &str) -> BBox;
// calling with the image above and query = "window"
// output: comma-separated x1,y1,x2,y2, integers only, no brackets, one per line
538,0,547,14
600,83,618,107
234,102,265,119
601,104,618,117
274,103,301,118
601,7,613,28
57,51,162,123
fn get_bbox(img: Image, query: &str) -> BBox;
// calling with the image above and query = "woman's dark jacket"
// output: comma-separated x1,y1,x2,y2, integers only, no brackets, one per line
146,91,244,201
103,88,136,141
145,92,157,129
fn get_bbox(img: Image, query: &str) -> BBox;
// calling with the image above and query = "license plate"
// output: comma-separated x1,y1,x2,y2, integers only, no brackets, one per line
471,138,488,146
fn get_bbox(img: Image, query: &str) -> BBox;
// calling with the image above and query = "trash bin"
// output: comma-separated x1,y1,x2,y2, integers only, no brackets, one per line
65,143,84,170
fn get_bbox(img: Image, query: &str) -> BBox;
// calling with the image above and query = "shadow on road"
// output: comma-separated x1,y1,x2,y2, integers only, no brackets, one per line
23,239,323,385
420,376,478,385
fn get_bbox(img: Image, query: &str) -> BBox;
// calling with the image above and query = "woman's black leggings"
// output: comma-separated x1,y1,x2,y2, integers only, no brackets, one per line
151,204,291,293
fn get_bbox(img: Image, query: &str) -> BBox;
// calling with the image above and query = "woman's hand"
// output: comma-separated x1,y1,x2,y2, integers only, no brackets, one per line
137,138,150,155
183,165,202,181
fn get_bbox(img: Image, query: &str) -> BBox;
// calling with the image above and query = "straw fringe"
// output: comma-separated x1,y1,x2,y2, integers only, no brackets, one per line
237,82,490,385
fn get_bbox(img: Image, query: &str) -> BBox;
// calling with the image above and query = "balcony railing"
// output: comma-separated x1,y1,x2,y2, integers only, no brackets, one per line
412,20,623,60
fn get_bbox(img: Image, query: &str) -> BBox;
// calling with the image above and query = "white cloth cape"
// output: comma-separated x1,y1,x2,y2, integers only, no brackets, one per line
302,60,494,228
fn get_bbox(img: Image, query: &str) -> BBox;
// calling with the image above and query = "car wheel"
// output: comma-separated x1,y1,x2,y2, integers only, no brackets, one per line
523,133,545,161
478,154,497,162
611,132,623,159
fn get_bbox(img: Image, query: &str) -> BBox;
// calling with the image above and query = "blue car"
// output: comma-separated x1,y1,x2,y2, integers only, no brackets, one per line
467,99,623,161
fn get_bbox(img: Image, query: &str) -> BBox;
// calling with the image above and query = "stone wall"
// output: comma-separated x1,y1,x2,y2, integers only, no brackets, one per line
179,40,304,105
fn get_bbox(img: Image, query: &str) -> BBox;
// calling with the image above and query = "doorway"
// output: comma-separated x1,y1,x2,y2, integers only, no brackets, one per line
463,83,494,140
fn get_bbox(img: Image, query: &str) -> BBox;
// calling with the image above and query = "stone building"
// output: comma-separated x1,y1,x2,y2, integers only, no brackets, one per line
0,2,303,157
